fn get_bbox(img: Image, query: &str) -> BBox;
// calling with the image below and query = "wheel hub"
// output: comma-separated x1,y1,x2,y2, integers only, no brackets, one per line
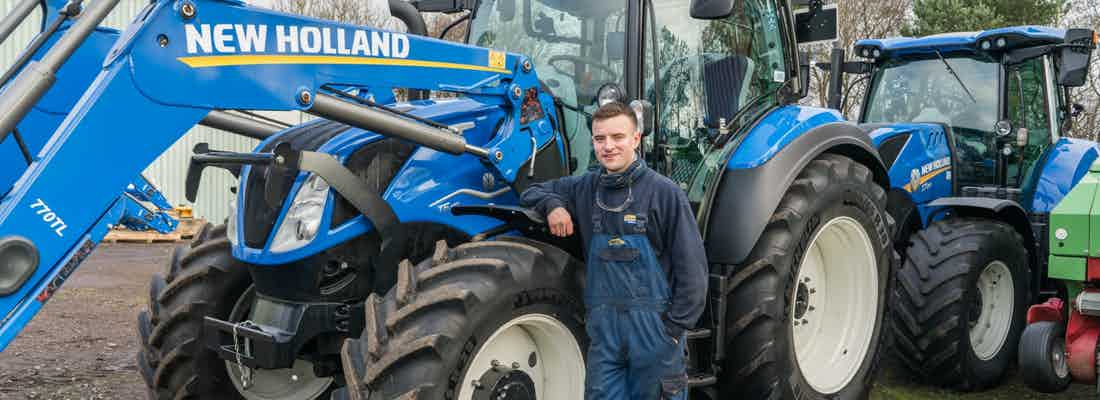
473,365,537,400
794,281,811,321
1053,338,1068,378
457,314,584,400
969,261,1014,361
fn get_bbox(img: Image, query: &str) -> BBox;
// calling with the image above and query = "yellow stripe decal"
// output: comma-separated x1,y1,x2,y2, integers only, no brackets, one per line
176,54,511,74
905,166,951,192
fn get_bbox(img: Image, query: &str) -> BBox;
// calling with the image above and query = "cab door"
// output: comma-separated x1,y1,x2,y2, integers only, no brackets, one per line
1004,55,1058,202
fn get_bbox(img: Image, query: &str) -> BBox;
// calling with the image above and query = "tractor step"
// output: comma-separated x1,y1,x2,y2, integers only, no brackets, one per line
686,328,711,340
688,373,717,387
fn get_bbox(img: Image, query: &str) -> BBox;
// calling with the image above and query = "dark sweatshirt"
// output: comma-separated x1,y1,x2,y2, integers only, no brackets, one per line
519,161,708,336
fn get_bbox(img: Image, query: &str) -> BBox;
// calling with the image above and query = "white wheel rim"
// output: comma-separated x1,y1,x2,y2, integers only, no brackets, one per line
457,313,585,400
225,288,333,400
969,261,1014,361
792,216,879,394
1053,337,1069,379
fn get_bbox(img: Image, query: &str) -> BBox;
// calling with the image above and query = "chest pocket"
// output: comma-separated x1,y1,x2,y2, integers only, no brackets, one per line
622,213,648,234
598,247,640,262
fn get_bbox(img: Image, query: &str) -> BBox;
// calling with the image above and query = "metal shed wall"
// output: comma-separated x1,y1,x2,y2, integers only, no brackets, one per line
0,0,295,224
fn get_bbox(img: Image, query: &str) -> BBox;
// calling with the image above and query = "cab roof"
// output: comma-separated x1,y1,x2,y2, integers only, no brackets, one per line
853,26,1066,60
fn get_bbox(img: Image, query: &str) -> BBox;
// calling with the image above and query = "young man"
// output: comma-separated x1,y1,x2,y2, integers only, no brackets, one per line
520,102,707,399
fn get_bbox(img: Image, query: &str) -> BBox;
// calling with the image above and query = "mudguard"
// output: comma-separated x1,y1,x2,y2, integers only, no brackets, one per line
705,106,887,265
1031,137,1100,213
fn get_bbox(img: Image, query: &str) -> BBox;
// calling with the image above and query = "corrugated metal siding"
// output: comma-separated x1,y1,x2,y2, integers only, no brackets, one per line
0,0,272,223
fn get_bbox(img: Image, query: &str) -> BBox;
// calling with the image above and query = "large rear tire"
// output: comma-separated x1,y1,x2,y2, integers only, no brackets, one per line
891,218,1029,391
719,154,893,399
137,224,335,399
336,237,587,400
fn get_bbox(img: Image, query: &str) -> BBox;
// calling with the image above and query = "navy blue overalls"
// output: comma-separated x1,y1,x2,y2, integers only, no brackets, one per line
584,184,687,399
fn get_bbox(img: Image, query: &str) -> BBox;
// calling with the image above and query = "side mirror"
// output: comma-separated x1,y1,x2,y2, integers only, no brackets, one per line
1058,29,1096,87
793,1,838,44
498,0,516,21
689,0,735,19
630,100,655,137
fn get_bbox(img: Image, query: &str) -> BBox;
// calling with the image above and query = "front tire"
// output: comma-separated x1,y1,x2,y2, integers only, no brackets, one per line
1019,321,1071,393
337,238,587,400
137,224,336,399
891,218,1029,390
720,154,893,399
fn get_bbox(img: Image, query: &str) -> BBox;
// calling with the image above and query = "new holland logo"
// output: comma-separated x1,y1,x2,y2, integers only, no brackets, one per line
177,23,511,73
185,24,411,58
905,157,951,192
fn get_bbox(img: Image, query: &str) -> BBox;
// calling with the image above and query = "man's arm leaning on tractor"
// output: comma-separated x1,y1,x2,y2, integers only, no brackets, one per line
520,176,585,237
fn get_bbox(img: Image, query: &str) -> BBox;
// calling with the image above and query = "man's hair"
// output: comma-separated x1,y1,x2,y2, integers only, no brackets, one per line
592,101,638,130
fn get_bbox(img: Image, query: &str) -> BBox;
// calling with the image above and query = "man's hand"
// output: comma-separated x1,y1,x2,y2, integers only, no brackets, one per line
547,207,574,237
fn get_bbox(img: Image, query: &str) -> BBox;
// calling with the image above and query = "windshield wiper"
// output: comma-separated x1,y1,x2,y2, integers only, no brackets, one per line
934,50,977,103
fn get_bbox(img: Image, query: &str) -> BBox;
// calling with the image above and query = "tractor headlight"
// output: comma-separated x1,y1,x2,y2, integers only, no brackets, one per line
227,197,238,246
270,174,329,253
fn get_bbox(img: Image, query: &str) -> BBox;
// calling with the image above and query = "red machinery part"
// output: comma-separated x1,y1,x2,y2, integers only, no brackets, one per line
1087,257,1100,281
1067,298,1100,383
1027,297,1065,324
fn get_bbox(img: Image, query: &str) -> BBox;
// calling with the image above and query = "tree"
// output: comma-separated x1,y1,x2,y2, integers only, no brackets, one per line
1059,0,1100,140
800,0,911,118
906,0,1064,37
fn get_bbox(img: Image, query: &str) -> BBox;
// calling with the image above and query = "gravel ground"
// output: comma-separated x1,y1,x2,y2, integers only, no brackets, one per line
0,242,1095,399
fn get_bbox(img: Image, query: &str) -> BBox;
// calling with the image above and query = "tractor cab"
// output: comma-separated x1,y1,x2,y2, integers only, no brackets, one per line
464,0,805,199
853,27,1097,204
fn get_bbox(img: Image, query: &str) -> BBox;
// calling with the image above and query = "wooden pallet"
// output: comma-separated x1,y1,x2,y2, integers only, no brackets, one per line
176,218,206,239
103,218,207,243
103,230,182,243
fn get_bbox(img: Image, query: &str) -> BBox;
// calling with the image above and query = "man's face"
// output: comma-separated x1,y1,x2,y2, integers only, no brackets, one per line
592,114,640,173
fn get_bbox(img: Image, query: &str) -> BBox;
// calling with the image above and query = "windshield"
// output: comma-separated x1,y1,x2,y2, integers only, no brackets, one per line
468,0,626,109
863,55,1000,186
863,55,998,132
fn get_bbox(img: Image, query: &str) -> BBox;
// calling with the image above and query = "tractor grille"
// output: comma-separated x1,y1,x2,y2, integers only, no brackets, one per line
242,120,352,248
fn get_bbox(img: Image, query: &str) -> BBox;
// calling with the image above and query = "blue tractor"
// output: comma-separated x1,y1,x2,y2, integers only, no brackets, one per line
0,0,902,399
817,27,1098,390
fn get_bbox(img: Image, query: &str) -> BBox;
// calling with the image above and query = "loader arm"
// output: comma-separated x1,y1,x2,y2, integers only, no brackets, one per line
0,0,552,349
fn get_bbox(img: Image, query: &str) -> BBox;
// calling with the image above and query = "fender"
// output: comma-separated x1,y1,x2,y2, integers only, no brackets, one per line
927,196,1040,297
1031,137,1100,213
705,116,888,266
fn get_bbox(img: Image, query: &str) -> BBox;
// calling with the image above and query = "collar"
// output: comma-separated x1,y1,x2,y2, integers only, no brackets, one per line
599,158,646,189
